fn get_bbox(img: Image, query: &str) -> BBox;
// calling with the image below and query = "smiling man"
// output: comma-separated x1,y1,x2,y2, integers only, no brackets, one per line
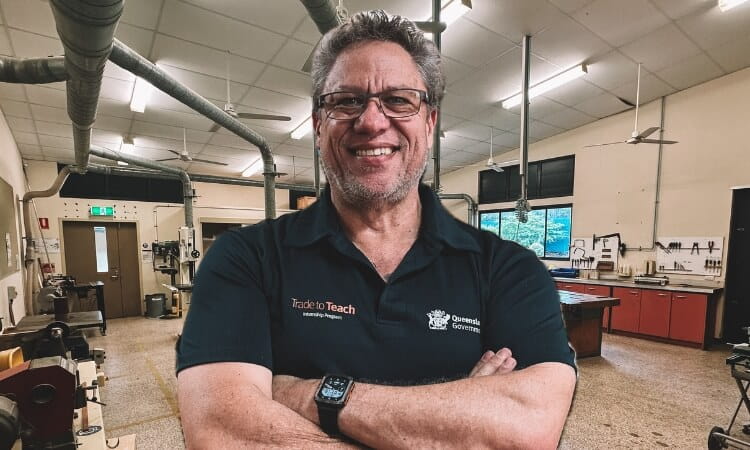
177,10,576,449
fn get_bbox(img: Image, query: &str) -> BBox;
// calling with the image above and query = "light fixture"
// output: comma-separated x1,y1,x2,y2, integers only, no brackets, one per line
718,0,749,11
130,77,154,113
117,161,129,166
501,64,587,109
441,0,472,26
241,158,263,177
290,117,313,140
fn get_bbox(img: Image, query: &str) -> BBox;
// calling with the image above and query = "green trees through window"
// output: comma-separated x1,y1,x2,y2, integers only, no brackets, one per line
479,205,572,259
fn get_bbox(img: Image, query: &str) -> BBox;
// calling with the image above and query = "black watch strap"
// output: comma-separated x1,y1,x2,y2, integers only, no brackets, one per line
317,403,341,436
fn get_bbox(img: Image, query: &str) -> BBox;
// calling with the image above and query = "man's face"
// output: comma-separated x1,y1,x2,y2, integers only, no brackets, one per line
313,40,437,205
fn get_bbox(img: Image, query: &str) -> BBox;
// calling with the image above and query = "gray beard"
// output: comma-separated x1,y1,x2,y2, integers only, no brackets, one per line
321,150,430,208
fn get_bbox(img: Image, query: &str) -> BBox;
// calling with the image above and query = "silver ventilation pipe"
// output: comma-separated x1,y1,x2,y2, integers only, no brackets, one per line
299,0,341,34
515,35,532,223
439,193,477,227
20,166,71,315
108,39,278,220
84,165,316,193
87,146,195,227
49,0,124,171
0,56,68,83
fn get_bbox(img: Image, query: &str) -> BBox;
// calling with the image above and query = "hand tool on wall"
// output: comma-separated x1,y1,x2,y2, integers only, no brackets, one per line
691,242,700,255
708,240,715,254
656,241,670,254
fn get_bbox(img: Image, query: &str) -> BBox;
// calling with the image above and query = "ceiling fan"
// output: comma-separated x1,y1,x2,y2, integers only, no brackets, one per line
585,63,678,148
157,128,228,166
486,127,503,172
209,52,291,132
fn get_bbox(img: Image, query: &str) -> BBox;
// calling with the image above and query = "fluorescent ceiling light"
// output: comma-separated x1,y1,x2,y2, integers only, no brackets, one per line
117,161,129,166
441,0,471,26
718,0,749,11
130,77,154,113
501,64,587,109
242,158,263,177
290,117,312,140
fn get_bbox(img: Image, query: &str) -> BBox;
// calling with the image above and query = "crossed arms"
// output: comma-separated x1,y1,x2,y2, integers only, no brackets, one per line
177,348,576,449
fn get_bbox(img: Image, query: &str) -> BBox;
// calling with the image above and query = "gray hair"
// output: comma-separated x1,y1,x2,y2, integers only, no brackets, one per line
311,10,445,110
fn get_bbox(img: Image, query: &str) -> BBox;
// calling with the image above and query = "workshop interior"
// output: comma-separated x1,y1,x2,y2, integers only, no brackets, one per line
0,0,749,448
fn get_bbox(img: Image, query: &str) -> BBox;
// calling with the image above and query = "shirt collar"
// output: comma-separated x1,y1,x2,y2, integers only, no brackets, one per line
285,184,480,253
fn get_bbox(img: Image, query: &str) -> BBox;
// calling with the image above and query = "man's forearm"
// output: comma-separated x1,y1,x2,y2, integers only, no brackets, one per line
178,364,358,449
275,362,575,449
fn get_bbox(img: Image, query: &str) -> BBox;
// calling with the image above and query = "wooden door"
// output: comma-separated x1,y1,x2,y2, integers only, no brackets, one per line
638,290,671,337
62,221,141,319
669,293,708,343
611,287,641,332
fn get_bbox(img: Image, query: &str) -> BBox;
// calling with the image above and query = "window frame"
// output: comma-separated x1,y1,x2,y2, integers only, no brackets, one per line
478,203,573,261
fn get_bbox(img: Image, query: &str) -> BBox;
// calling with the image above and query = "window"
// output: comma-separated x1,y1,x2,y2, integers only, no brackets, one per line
479,205,572,259
58,164,184,203
93,226,109,272
478,155,574,204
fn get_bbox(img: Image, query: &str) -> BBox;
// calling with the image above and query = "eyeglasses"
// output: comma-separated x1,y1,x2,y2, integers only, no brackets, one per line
317,89,429,120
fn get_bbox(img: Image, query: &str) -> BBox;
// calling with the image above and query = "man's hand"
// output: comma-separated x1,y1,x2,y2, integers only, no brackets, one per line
469,348,517,377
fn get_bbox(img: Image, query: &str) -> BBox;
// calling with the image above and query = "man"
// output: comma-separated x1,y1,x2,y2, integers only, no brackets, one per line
177,10,576,449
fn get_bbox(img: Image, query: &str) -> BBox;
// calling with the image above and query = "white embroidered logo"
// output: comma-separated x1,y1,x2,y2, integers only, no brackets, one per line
427,309,451,330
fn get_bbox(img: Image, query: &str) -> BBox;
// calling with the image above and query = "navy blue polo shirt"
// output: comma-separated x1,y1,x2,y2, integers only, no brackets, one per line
176,185,575,384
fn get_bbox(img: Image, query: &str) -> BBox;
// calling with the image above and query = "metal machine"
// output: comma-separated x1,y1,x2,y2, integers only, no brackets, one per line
709,327,750,449
152,226,200,316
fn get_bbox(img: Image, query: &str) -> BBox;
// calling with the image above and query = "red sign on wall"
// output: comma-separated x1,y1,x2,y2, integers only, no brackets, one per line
38,218,49,229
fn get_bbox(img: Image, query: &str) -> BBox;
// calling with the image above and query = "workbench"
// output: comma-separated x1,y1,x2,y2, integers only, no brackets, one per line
13,311,104,335
559,290,620,358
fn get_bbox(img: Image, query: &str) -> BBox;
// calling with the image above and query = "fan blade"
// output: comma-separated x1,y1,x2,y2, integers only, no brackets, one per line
155,158,179,162
583,141,625,148
166,149,181,156
637,127,660,139
301,40,321,73
414,20,447,34
209,122,221,133
616,96,635,107
190,158,228,166
236,112,292,121
639,139,678,144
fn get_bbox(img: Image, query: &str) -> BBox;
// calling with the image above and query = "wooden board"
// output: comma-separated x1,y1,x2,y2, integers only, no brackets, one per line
74,360,108,449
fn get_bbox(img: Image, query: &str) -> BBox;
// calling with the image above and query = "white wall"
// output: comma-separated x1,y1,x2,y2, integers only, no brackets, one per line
0,109,28,330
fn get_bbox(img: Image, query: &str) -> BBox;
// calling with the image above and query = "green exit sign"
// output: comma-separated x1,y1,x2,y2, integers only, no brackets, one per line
90,206,114,216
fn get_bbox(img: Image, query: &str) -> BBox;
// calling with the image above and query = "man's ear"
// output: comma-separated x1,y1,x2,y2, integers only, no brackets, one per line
425,107,438,144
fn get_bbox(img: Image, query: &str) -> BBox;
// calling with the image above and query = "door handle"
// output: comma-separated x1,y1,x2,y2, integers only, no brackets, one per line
110,267,120,280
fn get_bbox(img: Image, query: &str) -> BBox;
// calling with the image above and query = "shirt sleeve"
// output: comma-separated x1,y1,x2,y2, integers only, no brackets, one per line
482,241,577,371
176,227,273,374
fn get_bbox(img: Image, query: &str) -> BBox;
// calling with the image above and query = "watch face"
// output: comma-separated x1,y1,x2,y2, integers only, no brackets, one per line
317,375,351,402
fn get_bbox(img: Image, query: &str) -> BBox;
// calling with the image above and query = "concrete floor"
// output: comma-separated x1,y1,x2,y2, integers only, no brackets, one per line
89,316,750,449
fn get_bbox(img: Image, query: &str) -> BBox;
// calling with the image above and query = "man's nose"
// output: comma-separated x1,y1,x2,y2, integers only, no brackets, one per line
354,98,390,132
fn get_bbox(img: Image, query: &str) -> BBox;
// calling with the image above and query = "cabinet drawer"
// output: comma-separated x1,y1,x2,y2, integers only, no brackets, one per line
669,292,708,344
556,282,584,293
582,284,611,296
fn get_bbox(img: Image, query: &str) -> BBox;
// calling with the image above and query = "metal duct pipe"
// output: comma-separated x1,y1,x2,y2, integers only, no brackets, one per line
20,166,71,315
87,146,195,227
0,56,68,83
49,0,124,170
515,35,532,223
299,0,341,34
84,165,316,193
439,193,477,227
108,39,277,220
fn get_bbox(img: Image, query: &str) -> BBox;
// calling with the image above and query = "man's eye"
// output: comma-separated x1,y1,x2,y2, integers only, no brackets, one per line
334,96,363,107
383,95,409,105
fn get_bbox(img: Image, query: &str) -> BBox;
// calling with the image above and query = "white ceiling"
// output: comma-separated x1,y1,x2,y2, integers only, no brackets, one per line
1,0,749,185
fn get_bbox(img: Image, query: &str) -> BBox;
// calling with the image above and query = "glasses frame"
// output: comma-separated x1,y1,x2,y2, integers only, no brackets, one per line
316,89,430,120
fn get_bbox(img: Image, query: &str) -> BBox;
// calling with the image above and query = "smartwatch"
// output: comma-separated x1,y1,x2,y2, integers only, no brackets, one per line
314,374,354,436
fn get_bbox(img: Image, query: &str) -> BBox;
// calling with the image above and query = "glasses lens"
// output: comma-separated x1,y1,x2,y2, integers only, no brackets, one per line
322,92,364,119
380,90,422,117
